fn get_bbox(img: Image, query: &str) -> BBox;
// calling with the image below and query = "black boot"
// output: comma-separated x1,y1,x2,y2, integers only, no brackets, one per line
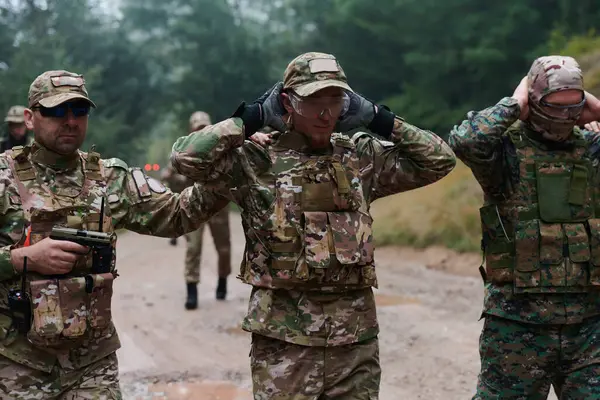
169,238,177,246
216,277,227,300
185,282,198,310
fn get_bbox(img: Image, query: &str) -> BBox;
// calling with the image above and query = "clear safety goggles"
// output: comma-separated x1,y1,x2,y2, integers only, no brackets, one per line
539,97,586,119
289,91,350,118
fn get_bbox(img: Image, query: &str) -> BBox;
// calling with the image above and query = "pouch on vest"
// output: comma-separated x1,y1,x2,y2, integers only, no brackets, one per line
538,222,566,287
302,173,337,212
588,219,600,285
59,277,88,338
30,279,64,338
536,161,591,223
89,273,114,330
563,223,589,287
303,211,331,269
479,204,513,282
328,211,371,265
514,219,541,288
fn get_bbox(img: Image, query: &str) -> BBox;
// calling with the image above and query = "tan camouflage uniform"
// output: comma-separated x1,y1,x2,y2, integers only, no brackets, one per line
449,56,600,399
172,52,456,399
0,71,228,399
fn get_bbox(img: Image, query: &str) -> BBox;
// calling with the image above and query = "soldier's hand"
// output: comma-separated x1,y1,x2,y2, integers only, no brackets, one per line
578,91,600,126
232,82,287,137
256,82,287,133
11,238,88,275
336,92,395,137
512,76,529,120
249,132,272,147
584,121,600,133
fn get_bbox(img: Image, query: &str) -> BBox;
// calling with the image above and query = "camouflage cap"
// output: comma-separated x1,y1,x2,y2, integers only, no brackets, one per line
4,105,26,123
28,70,96,108
528,56,583,103
189,111,211,131
283,52,353,97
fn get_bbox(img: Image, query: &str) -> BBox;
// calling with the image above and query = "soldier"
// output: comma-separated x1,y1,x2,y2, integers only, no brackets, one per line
2,105,31,153
171,52,456,399
448,56,600,399
0,70,228,399
162,111,232,309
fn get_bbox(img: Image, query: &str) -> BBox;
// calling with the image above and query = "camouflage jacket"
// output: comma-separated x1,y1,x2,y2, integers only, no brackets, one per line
449,96,600,325
0,143,228,372
161,163,193,194
171,117,455,346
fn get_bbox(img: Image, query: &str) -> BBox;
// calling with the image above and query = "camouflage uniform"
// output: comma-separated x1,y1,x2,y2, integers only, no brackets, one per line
449,56,600,399
162,111,231,307
2,105,32,153
0,71,227,399
172,52,456,399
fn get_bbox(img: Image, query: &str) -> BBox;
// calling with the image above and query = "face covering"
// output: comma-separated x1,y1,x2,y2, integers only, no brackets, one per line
527,55,585,142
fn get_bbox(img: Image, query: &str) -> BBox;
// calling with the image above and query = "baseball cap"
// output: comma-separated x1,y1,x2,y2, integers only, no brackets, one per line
283,52,353,97
28,70,96,108
4,105,26,123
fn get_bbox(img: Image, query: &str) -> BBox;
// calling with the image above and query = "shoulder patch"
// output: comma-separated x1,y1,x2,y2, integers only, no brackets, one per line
102,157,129,170
146,176,167,193
130,167,152,199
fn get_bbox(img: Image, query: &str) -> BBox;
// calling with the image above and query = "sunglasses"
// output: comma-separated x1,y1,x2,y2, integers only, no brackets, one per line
32,101,91,118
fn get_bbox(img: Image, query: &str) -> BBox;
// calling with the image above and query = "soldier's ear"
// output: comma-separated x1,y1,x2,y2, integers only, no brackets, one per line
23,109,35,131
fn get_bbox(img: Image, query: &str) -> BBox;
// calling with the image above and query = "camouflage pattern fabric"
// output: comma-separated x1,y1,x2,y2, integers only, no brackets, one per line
474,315,600,400
4,105,26,123
251,334,380,400
162,163,232,283
449,56,600,399
184,206,231,283
0,142,228,381
527,56,584,142
0,352,121,399
28,70,96,108
449,95,600,324
283,52,353,97
171,116,455,347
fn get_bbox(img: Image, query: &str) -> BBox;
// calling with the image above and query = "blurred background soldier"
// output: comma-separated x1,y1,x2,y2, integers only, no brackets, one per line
162,111,231,309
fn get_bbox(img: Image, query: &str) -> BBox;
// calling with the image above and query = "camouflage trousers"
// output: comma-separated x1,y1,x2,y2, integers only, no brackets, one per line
474,314,600,400
250,334,380,400
0,352,121,400
184,207,231,283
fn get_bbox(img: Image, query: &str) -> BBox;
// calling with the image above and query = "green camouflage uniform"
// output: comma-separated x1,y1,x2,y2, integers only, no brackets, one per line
0,71,228,399
449,56,600,399
171,52,456,399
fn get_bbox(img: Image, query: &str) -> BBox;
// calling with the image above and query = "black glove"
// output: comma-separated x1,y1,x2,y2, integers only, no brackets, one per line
336,92,395,138
232,82,287,137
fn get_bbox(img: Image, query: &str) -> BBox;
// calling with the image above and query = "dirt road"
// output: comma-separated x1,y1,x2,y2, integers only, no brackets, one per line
114,213,556,400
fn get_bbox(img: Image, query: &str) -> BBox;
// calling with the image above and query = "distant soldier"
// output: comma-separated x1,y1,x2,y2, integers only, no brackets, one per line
2,105,31,152
162,111,231,309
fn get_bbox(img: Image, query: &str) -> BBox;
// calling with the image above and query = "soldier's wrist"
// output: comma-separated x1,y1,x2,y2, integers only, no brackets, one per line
10,247,24,274
367,105,395,138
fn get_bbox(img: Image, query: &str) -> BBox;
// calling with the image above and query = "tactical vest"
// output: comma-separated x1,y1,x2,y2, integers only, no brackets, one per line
480,127,600,293
239,133,377,292
7,145,117,348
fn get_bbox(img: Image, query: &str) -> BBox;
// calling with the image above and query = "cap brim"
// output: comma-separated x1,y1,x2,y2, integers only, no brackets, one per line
293,80,353,97
38,93,97,108
4,117,24,123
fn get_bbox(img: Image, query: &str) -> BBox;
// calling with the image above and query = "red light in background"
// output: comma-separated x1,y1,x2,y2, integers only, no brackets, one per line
144,164,151,171
152,164,160,171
